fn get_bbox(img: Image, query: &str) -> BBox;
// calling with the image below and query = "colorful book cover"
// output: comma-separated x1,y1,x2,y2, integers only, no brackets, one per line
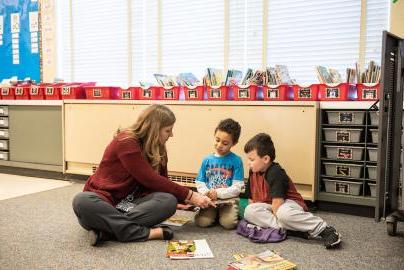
227,250,296,270
166,239,214,260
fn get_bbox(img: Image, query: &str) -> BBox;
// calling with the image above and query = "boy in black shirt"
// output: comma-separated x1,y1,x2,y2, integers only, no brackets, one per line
243,133,341,249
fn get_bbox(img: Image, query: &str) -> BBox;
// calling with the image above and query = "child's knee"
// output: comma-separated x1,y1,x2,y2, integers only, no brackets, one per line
195,214,215,227
219,216,238,229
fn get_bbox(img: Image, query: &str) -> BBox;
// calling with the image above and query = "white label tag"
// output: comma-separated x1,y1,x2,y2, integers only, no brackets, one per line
11,13,20,33
0,142,4,148
29,12,39,32
0,131,5,137
0,120,4,125
0,15,3,34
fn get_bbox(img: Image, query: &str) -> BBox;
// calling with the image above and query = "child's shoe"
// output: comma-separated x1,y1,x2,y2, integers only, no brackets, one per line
319,226,341,249
286,230,310,240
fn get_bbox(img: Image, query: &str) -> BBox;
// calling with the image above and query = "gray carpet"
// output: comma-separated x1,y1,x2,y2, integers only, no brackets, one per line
1,183,403,270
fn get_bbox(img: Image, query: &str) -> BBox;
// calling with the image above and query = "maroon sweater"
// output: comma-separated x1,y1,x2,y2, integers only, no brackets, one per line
83,133,189,206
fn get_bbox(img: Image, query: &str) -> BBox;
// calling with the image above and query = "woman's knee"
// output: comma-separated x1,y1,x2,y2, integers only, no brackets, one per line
155,192,177,214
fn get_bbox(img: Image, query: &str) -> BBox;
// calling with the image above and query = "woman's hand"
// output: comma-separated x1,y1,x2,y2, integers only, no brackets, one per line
187,190,216,209
206,189,217,201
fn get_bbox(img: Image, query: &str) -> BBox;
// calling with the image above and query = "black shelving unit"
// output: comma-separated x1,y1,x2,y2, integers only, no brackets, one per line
317,108,378,207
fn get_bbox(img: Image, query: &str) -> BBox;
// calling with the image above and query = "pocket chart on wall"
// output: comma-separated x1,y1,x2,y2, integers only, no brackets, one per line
0,0,40,82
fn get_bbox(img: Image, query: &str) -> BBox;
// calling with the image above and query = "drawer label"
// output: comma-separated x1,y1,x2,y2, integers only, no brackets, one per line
15,87,23,95
142,89,151,98
362,89,377,99
62,87,71,95
337,148,352,159
210,89,222,98
93,88,102,97
267,89,279,98
335,182,350,194
336,131,350,142
238,88,250,99
336,165,350,176
326,87,339,98
164,90,174,99
338,112,354,123
122,91,132,99
298,88,311,98
188,90,197,99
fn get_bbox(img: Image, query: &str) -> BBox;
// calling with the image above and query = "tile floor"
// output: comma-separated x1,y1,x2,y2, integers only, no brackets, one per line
0,173,71,200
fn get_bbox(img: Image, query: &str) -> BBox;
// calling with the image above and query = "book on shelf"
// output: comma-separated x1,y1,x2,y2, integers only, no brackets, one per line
166,239,214,259
227,249,296,270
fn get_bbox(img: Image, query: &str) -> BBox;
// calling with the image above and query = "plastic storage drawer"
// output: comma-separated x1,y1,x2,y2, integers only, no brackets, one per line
368,148,377,161
0,151,8,160
324,145,364,160
323,128,363,142
326,111,365,125
0,139,8,150
0,129,8,139
369,129,378,143
0,106,9,116
368,183,376,197
0,117,9,128
369,111,379,126
323,179,362,195
324,162,363,178
367,165,377,180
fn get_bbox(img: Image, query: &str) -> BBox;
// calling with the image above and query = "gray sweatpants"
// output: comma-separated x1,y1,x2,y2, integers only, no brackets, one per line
72,191,177,242
244,200,327,237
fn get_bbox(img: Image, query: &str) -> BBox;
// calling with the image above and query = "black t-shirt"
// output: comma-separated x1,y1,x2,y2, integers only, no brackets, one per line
264,162,289,199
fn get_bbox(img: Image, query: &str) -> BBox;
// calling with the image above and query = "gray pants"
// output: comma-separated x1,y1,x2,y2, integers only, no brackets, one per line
72,191,177,242
244,200,327,237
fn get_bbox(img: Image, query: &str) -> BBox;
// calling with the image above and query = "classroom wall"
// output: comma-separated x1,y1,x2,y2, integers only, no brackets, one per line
390,0,404,37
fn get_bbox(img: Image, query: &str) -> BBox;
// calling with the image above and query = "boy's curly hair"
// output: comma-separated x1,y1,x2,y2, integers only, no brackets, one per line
244,133,276,161
215,118,241,144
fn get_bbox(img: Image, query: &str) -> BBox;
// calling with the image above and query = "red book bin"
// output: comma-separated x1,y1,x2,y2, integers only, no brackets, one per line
293,84,320,101
232,84,257,101
184,85,205,100
85,86,121,99
29,84,46,99
1,87,15,100
44,83,64,100
263,84,292,101
120,87,139,100
61,84,86,99
14,85,31,99
160,86,180,100
357,83,379,101
207,85,229,100
138,86,160,100
319,83,357,101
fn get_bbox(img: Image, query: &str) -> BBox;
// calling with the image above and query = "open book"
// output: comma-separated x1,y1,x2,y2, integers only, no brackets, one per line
227,250,296,270
166,239,214,259
161,214,193,227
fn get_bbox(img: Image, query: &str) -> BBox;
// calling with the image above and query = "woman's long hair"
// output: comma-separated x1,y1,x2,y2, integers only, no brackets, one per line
118,104,176,170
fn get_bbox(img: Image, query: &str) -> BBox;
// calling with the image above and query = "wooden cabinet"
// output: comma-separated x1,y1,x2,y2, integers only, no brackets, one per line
64,100,319,201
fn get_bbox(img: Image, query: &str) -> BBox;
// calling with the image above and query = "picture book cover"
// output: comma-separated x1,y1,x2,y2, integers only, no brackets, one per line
227,249,296,270
166,239,214,259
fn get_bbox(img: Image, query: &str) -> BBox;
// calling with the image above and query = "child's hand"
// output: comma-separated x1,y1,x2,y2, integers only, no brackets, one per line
207,189,217,201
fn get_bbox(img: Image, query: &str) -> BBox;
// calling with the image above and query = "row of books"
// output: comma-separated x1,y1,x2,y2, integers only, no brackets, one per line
319,61,381,84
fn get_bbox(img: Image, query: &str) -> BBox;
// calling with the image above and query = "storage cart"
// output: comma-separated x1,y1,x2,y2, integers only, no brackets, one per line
376,31,404,236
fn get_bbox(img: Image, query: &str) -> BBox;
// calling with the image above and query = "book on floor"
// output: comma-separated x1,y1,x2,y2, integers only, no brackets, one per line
166,239,214,259
227,249,296,270
161,214,192,227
